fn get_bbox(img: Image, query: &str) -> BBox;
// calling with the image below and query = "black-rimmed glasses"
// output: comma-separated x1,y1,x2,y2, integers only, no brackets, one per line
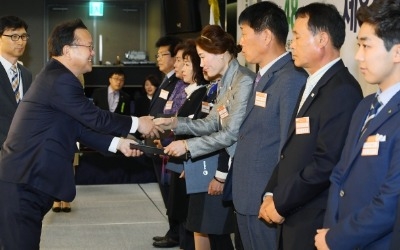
2,34,30,41
155,52,171,59
70,44,95,52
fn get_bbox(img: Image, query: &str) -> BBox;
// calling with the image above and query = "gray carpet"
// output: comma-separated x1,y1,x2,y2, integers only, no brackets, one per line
41,183,178,250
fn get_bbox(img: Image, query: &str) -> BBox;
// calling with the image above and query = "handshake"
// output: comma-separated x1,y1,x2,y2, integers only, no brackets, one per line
116,116,178,157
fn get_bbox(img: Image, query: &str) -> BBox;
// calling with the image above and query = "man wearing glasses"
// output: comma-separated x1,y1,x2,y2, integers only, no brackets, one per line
0,18,159,249
92,69,131,116
0,15,32,149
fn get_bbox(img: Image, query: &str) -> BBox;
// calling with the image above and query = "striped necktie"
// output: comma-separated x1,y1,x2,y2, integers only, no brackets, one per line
360,95,382,138
10,64,20,103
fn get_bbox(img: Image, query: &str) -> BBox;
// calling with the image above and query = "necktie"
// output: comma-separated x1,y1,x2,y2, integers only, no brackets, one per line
253,72,261,91
110,91,118,112
360,95,382,137
10,65,20,103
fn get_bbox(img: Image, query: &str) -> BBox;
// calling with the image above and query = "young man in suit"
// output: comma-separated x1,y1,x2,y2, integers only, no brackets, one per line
314,0,400,249
0,19,158,249
92,69,131,115
230,2,307,249
0,15,32,147
149,35,183,248
259,3,363,249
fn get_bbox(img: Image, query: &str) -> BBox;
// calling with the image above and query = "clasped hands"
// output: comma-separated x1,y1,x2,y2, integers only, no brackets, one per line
258,195,285,224
116,116,163,157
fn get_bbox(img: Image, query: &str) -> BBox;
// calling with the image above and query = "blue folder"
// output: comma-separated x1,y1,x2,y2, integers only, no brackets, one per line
184,153,219,194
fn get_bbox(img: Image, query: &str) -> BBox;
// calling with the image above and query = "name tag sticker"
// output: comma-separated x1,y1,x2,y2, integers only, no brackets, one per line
164,100,173,110
217,105,229,119
361,135,380,156
159,89,169,100
255,92,267,107
201,102,211,114
295,117,310,134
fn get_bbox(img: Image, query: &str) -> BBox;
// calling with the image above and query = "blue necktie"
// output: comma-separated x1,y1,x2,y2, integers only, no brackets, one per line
360,95,382,137
11,65,20,103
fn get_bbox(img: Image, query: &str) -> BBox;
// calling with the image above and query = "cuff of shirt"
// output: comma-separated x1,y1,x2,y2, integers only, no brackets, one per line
263,192,273,201
108,137,120,153
130,116,139,133
215,170,228,180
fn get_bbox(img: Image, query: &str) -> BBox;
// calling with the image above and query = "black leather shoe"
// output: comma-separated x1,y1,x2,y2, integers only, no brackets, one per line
152,238,179,248
152,236,166,242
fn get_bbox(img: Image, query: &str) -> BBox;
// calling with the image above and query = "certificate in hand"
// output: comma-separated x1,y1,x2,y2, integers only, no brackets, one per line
129,143,167,156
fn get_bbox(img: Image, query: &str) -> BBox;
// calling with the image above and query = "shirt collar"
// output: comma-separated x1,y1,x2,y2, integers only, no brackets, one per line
258,52,289,77
378,82,400,108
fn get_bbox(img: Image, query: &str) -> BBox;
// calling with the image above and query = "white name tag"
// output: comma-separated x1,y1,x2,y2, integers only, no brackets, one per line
255,92,267,107
295,117,310,134
361,135,380,156
159,89,169,100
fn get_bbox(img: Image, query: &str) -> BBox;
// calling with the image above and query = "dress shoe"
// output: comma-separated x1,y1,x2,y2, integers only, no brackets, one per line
152,237,179,248
152,236,166,242
52,201,61,213
61,201,71,213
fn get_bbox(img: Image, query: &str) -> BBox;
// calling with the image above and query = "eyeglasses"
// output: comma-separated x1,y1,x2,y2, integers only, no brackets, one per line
155,52,171,59
2,34,30,41
70,44,94,52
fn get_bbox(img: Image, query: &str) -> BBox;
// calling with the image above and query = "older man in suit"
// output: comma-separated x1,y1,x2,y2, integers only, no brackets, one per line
92,69,131,116
0,19,158,249
231,2,307,249
314,0,400,249
0,15,32,148
259,3,363,249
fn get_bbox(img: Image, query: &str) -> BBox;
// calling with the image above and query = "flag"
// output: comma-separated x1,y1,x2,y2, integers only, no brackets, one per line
208,0,221,25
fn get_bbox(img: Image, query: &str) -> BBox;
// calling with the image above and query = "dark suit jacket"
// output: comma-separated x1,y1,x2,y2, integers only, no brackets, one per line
324,91,400,249
134,95,151,117
0,63,32,146
0,59,132,201
149,74,179,117
233,53,307,216
264,60,363,248
91,87,131,115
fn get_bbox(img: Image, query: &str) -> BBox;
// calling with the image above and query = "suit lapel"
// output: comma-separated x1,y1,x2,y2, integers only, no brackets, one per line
244,54,292,119
0,64,18,106
355,91,400,154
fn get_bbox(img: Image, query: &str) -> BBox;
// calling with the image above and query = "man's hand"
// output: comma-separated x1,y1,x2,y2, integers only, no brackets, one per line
137,116,163,138
164,140,186,157
208,178,224,195
153,117,178,130
259,196,285,224
315,228,330,250
117,138,143,157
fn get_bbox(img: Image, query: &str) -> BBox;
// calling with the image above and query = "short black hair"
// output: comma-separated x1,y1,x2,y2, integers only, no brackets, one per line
108,69,125,79
48,19,87,57
238,1,288,46
357,0,400,51
0,16,28,35
295,3,345,50
155,36,183,57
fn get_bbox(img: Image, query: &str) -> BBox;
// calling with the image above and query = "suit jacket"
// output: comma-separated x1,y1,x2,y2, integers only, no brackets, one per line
149,73,179,116
232,53,307,215
0,63,32,146
91,87,131,115
264,60,363,247
175,59,255,158
0,59,132,201
324,91,400,250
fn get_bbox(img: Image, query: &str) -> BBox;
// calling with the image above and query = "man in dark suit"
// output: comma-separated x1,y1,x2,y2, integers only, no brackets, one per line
0,19,158,249
0,15,32,148
313,1,400,249
231,2,307,249
149,35,183,248
92,69,131,116
259,3,363,249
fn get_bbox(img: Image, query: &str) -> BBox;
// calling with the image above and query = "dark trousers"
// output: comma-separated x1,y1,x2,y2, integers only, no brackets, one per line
152,157,180,241
0,181,53,250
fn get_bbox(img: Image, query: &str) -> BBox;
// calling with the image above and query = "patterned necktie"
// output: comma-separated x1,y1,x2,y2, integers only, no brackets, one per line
253,72,261,91
10,64,20,103
360,95,382,138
